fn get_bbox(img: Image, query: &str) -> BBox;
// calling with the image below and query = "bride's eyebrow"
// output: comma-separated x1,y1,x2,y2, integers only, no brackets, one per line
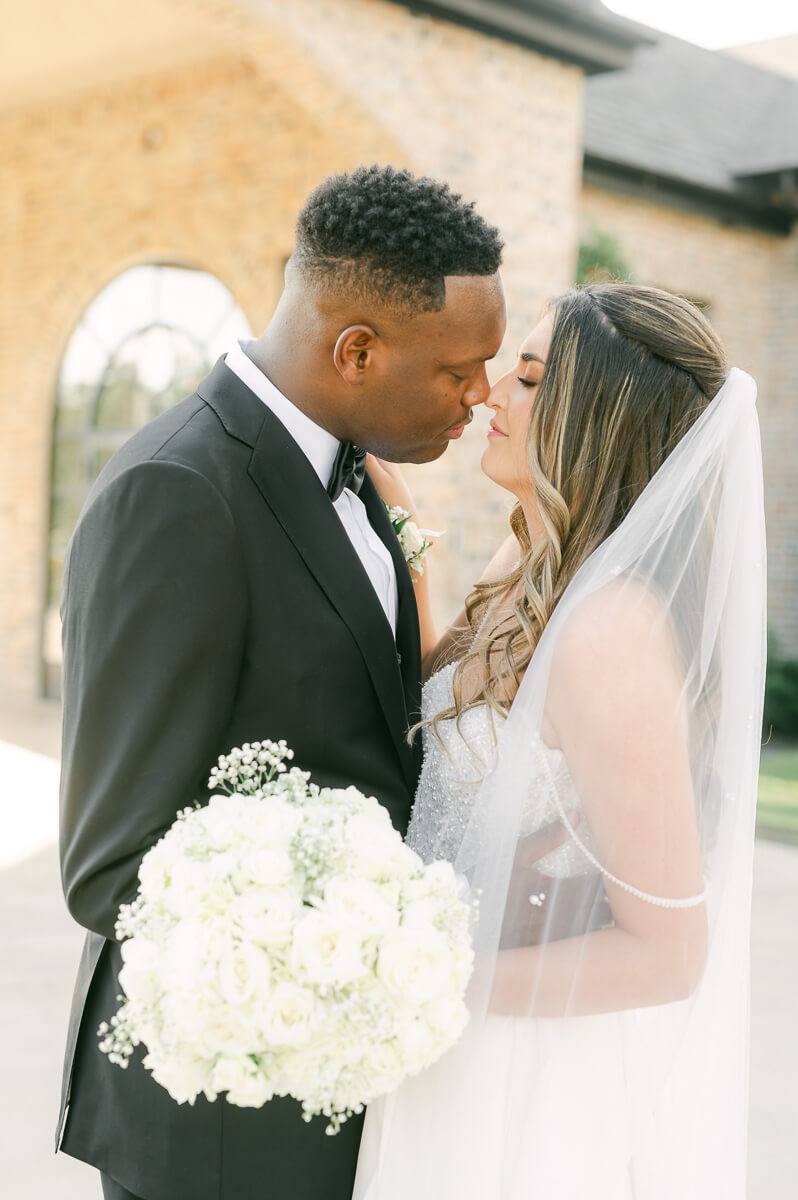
520,351,545,364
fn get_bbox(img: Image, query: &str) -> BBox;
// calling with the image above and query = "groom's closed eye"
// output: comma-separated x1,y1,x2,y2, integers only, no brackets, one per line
448,355,494,382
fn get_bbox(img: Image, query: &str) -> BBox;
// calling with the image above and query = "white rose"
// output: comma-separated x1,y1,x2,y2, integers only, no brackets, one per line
400,874,431,902
162,858,211,918
422,861,459,895
219,942,271,1007
358,1041,404,1092
202,1005,260,1057
401,897,442,931
319,786,382,813
137,843,173,897
423,995,470,1044
210,1056,274,1107
291,912,365,987
160,919,205,991
240,797,302,846
207,851,239,882
395,1017,437,1072
262,983,317,1046
240,847,296,888
231,889,302,947
323,877,399,938
200,919,237,964
377,930,453,1006
118,937,161,1003
400,521,426,558
375,879,403,917
277,1033,355,1103
202,793,253,845
160,989,212,1044
143,1052,212,1105
208,791,253,814
345,814,420,881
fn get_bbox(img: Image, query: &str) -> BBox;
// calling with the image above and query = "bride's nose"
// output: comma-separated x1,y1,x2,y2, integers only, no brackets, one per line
485,377,508,413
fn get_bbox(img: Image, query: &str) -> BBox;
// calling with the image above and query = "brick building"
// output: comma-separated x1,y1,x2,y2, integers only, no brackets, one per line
1,0,795,703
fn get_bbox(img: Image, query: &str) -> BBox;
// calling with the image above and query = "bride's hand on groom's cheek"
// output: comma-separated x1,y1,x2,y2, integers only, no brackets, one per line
365,454,416,515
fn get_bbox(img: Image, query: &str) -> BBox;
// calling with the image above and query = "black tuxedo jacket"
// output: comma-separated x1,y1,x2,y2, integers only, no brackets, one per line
56,358,423,1200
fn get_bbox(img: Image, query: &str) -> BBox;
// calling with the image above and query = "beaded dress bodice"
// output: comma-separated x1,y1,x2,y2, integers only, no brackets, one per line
407,660,598,877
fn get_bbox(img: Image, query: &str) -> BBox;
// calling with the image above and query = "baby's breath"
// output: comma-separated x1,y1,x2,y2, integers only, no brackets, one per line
208,739,295,794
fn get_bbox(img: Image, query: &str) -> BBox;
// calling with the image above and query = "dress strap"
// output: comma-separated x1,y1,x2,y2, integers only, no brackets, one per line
536,740,709,910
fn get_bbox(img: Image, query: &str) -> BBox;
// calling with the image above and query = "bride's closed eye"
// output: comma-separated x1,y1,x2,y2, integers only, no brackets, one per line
517,378,538,389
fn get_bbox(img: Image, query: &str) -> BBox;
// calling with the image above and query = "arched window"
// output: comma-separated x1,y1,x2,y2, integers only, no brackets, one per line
43,263,252,697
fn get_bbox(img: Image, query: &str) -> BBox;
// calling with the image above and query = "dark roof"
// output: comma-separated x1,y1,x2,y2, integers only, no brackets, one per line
583,31,798,227
399,0,651,74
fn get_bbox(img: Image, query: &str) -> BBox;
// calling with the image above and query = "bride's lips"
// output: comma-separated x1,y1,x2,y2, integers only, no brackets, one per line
487,419,508,439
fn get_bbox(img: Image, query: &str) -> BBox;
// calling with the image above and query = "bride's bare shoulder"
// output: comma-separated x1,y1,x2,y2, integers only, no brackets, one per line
550,577,681,703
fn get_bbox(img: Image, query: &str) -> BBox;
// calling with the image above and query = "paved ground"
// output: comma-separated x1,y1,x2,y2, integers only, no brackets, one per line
1,700,796,1198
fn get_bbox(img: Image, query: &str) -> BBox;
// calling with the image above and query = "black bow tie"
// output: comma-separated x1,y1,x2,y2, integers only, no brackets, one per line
327,441,367,502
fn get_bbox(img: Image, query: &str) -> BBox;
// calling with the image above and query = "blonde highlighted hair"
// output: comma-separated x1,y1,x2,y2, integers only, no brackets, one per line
424,282,728,741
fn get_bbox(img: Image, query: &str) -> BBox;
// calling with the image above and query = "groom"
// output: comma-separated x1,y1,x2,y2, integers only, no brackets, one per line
56,164,506,1200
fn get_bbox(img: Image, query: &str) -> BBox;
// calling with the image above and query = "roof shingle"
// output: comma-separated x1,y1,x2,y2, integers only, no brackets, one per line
584,32,798,195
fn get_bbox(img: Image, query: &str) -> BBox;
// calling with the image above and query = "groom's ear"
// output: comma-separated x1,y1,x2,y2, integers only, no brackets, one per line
334,325,379,385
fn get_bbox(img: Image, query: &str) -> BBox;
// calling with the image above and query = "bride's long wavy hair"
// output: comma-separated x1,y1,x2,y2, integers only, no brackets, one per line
422,282,728,743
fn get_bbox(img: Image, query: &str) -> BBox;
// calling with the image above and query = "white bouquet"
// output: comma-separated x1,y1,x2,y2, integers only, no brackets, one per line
98,740,474,1133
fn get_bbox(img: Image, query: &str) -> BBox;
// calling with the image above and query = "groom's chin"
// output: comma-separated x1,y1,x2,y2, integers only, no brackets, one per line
404,441,450,465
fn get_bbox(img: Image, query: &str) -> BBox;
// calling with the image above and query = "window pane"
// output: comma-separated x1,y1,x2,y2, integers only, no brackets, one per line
51,437,83,488
93,368,136,430
85,440,127,479
49,491,84,545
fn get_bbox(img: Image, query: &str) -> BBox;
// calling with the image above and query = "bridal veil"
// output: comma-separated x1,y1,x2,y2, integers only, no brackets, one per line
356,366,766,1199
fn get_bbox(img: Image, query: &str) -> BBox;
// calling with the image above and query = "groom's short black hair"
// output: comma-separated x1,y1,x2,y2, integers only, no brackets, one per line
293,164,504,317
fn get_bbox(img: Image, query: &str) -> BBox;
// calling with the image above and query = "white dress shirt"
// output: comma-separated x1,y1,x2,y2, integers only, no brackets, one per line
225,339,398,634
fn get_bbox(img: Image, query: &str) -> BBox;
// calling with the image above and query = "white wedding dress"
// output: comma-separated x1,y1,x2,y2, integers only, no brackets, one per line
354,660,643,1200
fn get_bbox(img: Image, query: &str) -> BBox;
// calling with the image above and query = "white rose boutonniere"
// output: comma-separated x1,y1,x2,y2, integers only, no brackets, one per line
385,505,443,577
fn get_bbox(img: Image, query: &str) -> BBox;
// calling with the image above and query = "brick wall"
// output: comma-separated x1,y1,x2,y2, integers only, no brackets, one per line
580,184,798,654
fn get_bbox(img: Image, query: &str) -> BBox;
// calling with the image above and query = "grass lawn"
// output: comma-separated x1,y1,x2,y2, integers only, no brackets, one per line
757,744,798,841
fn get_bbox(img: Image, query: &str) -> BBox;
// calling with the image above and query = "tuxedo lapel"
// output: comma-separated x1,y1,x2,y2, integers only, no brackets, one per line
359,479,424,780
197,359,418,791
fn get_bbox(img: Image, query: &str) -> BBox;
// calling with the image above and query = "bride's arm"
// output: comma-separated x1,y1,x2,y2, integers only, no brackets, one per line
366,455,518,679
488,584,708,1018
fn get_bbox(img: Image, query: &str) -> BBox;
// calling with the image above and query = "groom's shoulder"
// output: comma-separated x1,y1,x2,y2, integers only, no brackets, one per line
84,380,250,509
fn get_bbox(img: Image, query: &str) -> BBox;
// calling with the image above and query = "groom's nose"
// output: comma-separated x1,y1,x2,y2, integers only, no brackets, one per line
464,364,491,408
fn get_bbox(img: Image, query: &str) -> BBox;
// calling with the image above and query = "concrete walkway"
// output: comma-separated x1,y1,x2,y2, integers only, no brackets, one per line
0,702,796,1198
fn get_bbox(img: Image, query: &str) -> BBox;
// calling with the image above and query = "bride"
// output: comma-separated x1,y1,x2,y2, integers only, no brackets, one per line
356,282,766,1199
